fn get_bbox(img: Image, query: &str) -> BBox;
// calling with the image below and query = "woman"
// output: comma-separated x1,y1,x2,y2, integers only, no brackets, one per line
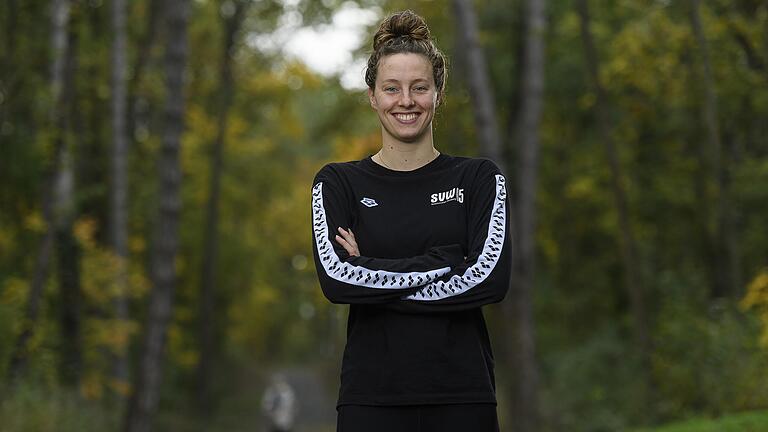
311,10,510,432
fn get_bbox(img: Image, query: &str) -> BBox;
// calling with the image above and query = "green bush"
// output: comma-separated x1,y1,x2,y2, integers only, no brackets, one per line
653,274,768,420
632,410,768,432
0,383,118,432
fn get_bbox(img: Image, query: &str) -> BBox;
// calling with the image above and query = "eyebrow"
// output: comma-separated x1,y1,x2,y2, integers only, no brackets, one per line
380,78,430,85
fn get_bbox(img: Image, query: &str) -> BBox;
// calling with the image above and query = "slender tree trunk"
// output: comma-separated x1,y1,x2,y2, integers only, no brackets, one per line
4,0,17,56
196,0,248,415
576,0,654,416
123,0,189,430
7,0,71,383
55,166,83,386
452,1,542,430
688,0,737,298
56,25,82,385
111,0,130,393
127,0,162,145
452,0,503,162
503,0,545,430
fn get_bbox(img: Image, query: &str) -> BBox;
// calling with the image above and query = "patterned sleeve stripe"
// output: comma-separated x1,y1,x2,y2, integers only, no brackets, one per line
404,174,507,301
312,182,452,290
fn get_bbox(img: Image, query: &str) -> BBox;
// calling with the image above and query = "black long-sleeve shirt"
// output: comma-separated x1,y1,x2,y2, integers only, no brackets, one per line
311,153,511,407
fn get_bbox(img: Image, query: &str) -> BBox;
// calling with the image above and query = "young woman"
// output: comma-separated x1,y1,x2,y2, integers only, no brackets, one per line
311,10,510,432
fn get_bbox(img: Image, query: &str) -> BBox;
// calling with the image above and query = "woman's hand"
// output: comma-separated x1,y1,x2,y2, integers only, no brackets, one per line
335,227,360,257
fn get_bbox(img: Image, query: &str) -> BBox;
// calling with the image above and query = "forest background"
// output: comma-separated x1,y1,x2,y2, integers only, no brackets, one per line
2,0,768,431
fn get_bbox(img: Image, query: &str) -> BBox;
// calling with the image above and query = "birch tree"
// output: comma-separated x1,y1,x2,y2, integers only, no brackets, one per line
505,0,546,430
7,0,71,382
452,1,542,430
111,0,130,392
196,0,249,414
123,0,190,429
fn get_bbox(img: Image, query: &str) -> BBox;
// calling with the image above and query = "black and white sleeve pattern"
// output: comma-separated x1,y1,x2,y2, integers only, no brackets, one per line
386,161,512,313
311,165,464,305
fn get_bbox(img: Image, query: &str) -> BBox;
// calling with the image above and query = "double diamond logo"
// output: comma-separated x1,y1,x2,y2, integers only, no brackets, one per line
360,197,378,208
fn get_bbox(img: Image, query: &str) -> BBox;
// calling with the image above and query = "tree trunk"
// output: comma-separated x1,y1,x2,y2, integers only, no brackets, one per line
56,24,82,385
123,0,189,430
452,0,503,163
55,150,83,384
576,0,654,416
688,0,737,299
2,0,18,76
196,0,248,415
503,0,545,430
7,0,71,383
452,1,542,430
127,0,162,146
111,0,130,393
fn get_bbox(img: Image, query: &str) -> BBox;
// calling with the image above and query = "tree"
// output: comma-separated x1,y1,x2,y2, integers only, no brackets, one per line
123,0,190,429
7,0,72,383
576,0,653,415
110,0,130,394
452,0,503,163
55,24,81,386
505,0,546,430
196,0,250,416
688,0,738,299
452,1,542,430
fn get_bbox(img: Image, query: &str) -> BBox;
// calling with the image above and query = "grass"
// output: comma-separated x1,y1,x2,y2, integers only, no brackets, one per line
0,384,118,432
633,410,768,432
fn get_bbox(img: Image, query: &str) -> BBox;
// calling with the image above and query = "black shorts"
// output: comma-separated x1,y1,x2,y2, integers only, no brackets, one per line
336,403,500,432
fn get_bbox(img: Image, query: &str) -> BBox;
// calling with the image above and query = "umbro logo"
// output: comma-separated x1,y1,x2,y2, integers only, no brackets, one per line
360,197,378,207
431,187,464,205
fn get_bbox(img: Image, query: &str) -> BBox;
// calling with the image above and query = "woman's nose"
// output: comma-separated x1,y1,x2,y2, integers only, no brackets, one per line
399,90,414,107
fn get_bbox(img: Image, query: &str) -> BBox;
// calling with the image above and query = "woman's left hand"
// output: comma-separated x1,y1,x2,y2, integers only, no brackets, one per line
335,227,360,257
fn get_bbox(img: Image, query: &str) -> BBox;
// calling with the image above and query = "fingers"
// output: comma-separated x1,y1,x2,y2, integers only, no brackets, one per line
338,227,357,246
335,234,355,255
336,227,360,256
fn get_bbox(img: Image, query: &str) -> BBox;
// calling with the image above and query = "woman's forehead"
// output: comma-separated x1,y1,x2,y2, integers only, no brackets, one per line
377,53,433,81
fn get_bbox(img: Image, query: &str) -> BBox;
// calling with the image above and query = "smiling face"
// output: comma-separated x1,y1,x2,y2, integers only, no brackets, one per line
368,53,438,146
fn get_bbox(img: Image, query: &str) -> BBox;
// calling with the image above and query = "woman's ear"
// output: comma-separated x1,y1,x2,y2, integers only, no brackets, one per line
368,87,377,109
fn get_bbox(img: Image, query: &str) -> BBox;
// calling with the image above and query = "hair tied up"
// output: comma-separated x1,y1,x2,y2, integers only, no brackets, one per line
373,9,431,51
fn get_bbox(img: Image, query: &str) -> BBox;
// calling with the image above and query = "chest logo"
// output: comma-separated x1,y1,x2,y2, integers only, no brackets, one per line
360,197,379,207
430,187,464,206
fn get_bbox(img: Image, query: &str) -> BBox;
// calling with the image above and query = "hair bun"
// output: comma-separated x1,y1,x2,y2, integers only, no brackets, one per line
373,10,431,51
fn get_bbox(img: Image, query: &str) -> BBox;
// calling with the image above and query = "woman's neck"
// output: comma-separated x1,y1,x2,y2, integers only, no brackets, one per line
375,135,439,172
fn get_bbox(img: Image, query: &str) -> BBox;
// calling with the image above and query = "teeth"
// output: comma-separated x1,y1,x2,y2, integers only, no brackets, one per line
394,113,417,121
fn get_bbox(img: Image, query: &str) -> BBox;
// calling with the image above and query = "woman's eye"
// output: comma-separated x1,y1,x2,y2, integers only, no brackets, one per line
414,86,429,92
384,87,398,93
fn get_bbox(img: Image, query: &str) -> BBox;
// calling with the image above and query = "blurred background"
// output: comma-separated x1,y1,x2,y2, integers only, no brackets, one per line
1,0,768,431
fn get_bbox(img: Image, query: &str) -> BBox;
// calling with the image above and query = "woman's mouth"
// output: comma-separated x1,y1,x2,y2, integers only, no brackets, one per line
393,112,420,123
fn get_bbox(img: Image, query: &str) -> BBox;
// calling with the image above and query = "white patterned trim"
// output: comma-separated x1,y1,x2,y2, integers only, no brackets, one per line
312,182,452,289
404,174,507,301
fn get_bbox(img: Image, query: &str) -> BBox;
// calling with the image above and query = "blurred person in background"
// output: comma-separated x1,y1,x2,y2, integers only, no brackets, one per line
261,373,297,432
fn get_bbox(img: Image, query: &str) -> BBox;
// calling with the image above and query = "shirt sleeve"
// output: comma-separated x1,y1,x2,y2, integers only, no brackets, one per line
383,161,512,313
311,164,465,305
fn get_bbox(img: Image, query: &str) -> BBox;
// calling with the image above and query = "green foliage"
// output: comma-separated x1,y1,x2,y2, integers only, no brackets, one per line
540,325,644,431
0,383,118,431
653,272,768,419
742,268,768,347
632,410,768,432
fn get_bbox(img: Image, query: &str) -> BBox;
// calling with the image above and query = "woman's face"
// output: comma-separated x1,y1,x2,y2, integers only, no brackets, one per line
368,53,438,145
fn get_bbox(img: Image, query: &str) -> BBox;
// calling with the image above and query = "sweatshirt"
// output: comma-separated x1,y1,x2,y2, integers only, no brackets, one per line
310,152,511,408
